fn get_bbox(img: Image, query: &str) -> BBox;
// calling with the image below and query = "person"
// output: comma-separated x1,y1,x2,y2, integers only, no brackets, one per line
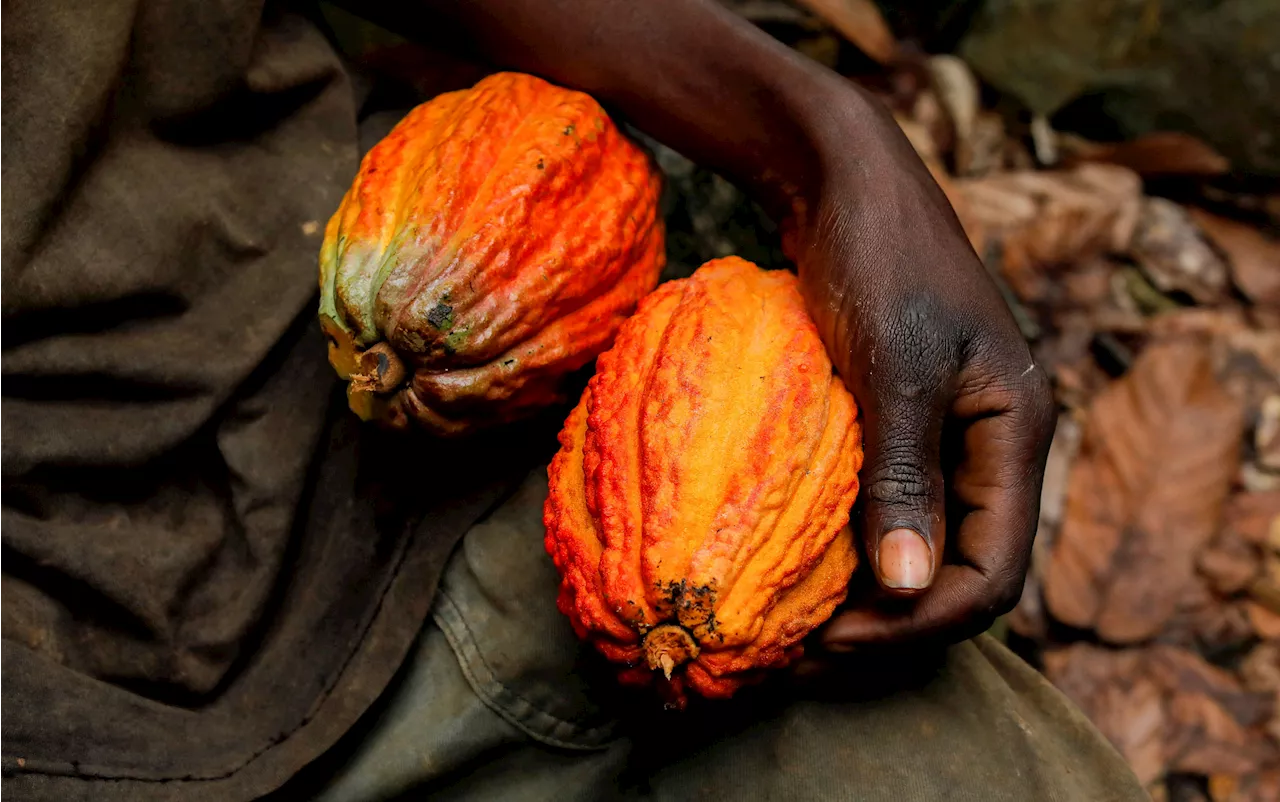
1,1,1145,800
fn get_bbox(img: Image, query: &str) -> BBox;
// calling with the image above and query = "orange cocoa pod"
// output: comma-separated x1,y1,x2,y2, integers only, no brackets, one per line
544,257,864,707
318,72,665,436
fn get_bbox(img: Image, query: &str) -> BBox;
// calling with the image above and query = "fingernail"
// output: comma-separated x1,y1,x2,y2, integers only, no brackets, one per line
878,528,933,589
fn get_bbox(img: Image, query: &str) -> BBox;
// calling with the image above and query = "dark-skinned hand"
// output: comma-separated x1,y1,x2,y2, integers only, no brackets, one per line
786,97,1055,652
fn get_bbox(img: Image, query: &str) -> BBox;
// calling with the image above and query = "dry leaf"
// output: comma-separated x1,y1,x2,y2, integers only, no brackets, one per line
1188,209,1280,308
792,0,896,64
926,55,978,147
1044,338,1245,642
1187,601,1257,655
1222,492,1280,546
1235,771,1280,802
1010,414,1082,639
1166,691,1257,776
1130,199,1231,305
1061,258,1119,308
1252,575,1280,614
1197,530,1261,595
1095,677,1171,787
1248,601,1280,639
1046,644,1274,787
1163,576,1256,653
952,164,1142,302
1147,310,1280,380
1059,131,1231,178
1147,646,1271,729
1240,643,1280,695
1044,644,1168,786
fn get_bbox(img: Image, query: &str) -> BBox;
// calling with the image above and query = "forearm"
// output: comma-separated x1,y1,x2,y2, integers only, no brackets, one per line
350,0,877,220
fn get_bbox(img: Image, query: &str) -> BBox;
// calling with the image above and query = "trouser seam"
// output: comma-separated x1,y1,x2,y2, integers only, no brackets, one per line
431,589,617,751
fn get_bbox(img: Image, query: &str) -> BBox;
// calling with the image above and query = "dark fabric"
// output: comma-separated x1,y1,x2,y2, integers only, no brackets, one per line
1,2,551,799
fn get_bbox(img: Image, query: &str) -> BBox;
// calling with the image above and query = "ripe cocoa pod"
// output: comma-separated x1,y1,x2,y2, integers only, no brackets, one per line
544,257,864,707
319,72,664,436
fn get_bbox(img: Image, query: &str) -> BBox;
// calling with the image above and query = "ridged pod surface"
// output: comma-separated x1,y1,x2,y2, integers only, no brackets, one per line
544,257,863,707
318,72,664,435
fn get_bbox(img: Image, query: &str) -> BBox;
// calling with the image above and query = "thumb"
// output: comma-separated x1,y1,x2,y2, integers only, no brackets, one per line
857,381,949,596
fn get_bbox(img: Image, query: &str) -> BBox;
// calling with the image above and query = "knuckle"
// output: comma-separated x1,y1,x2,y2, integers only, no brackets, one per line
963,343,1058,437
984,561,1029,617
865,456,933,507
990,574,1026,617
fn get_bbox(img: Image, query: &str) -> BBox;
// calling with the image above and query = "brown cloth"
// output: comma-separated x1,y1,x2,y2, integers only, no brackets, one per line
2,2,550,799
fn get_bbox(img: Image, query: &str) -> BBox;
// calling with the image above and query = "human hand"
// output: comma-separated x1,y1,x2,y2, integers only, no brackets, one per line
784,94,1056,649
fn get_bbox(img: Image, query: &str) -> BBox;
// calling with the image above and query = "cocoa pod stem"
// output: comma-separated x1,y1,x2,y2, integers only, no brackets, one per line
643,624,700,679
351,343,407,395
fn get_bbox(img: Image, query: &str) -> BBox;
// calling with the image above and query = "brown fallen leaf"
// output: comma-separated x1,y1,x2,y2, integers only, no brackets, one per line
1009,414,1083,639
1044,338,1245,642
1062,257,1119,309
1197,530,1262,595
1147,310,1280,381
1222,492,1280,547
792,0,896,64
1147,646,1272,729
1130,199,1231,305
1163,576,1258,655
1152,647,1269,726
1144,310,1280,456
1044,644,1168,786
1187,602,1257,656
1234,771,1280,802
1059,131,1231,178
1166,691,1258,777
1248,601,1280,639
1252,576,1280,615
1046,644,1275,788
1240,642,1280,694
951,164,1143,302
1188,209,1280,308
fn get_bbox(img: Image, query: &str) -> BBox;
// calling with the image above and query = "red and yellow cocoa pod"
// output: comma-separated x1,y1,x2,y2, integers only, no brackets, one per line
319,72,664,436
544,257,864,707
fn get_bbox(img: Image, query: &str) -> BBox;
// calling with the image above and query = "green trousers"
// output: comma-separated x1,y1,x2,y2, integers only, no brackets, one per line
274,469,1146,802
